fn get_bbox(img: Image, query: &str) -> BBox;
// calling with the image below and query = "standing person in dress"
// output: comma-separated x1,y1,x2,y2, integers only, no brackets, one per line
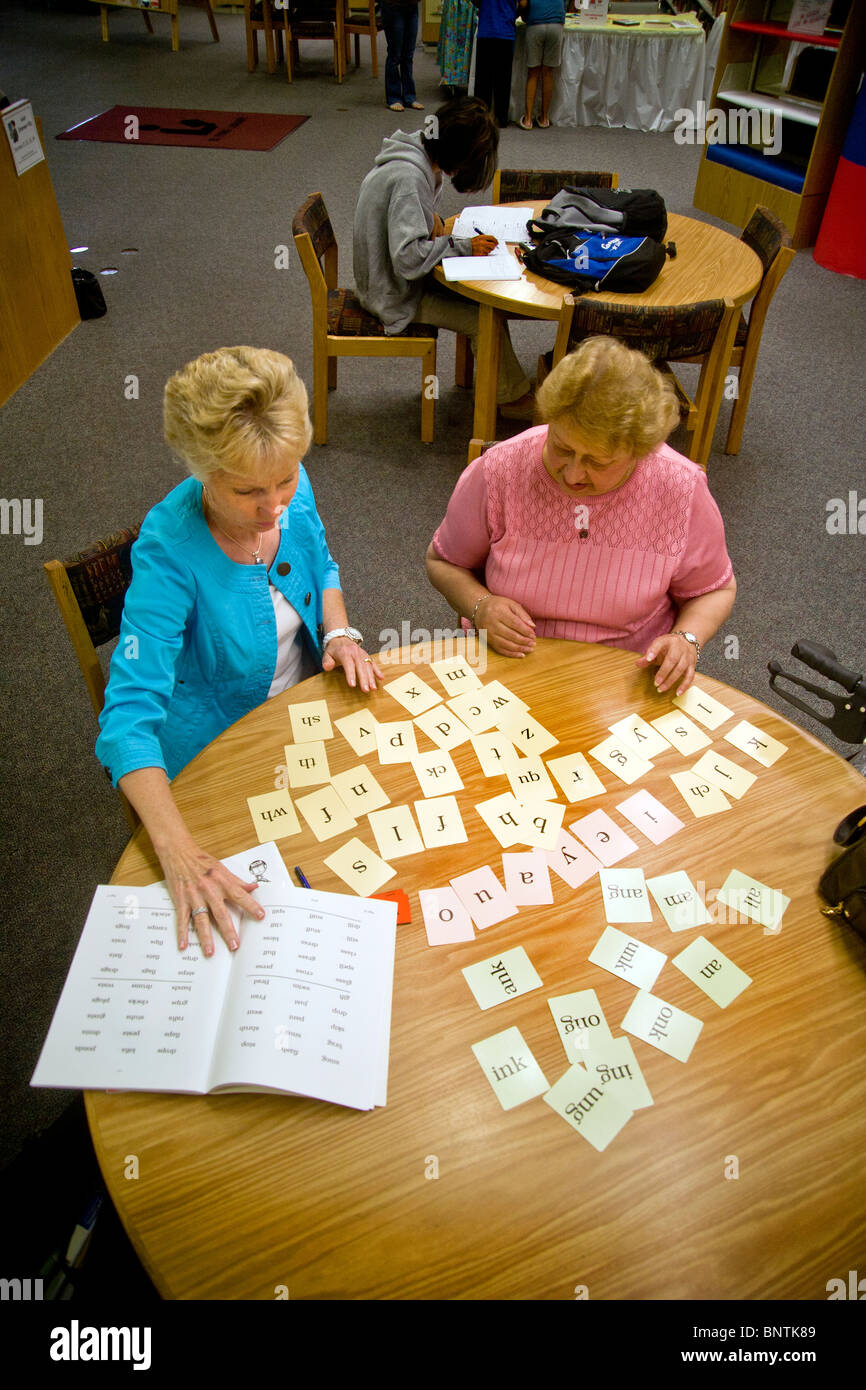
437,0,478,95
426,336,736,692
519,0,565,128
473,0,524,127
381,0,424,112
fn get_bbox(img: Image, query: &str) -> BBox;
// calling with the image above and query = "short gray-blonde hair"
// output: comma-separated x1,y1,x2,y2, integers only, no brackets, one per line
536,336,680,459
163,346,313,481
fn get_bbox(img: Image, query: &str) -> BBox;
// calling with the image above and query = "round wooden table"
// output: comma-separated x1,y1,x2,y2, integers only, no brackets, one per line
435,208,763,458
87,640,866,1300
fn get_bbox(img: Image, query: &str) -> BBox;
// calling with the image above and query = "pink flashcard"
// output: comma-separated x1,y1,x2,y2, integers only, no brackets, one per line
569,809,638,867
450,865,519,930
615,789,685,845
501,851,554,906
544,829,603,889
419,888,476,945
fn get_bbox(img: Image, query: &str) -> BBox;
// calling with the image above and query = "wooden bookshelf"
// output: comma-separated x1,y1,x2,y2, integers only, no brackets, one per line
693,0,866,248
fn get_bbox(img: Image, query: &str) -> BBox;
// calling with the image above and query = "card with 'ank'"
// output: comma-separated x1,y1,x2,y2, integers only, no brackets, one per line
462,945,542,1010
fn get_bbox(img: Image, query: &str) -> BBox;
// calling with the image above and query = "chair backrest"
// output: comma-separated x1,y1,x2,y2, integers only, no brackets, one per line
44,526,140,719
739,204,796,337
560,296,728,363
492,169,619,204
293,192,339,308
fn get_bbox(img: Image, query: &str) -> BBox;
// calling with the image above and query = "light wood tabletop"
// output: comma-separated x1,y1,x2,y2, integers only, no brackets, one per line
86,640,866,1300
435,207,764,449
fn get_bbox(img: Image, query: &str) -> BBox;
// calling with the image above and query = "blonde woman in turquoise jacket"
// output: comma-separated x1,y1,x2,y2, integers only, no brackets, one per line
96,346,382,956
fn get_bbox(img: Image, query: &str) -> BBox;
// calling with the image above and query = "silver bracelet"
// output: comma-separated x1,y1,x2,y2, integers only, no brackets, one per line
470,593,491,628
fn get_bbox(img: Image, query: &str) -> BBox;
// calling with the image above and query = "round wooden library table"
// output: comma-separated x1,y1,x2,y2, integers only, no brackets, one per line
435,208,763,450
87,640,866,1300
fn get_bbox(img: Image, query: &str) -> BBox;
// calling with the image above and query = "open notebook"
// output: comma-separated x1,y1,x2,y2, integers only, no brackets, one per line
31,842,397,1111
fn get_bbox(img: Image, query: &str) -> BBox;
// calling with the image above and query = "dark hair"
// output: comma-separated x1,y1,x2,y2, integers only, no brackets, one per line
421,96,499,194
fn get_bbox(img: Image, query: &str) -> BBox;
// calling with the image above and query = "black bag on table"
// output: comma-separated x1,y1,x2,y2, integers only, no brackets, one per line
820,805,866,940
519,185,675,296
525,186,669,243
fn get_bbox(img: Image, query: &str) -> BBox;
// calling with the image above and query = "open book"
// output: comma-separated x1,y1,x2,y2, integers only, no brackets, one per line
31,843,397,1111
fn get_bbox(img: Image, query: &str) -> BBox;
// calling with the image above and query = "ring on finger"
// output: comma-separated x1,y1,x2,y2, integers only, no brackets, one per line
190,905,209,919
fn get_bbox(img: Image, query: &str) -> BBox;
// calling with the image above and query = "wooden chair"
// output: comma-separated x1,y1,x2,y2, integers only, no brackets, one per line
244,0,279,73
44,527,142,831
99,0,219,53
666,205,795,455
343,0,381,77
278,0,349,82
293,192,439,444
545,294,739,469
492,169,619,203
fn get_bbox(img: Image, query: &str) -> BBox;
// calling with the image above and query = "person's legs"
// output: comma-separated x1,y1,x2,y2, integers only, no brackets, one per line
492,39,515,127
413,283,532,403
382,4,406,107
523,66,541,126
473,36,495,114
400,5,419,105
540,66,554,124
538,25,563,126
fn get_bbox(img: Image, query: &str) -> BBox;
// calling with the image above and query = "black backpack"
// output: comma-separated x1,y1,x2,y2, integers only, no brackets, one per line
525,186,669,242
519,186,676,295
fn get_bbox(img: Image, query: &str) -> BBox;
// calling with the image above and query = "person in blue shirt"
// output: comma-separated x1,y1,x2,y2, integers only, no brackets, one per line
519,0,566,128
473,0,526,128
96,345,383,957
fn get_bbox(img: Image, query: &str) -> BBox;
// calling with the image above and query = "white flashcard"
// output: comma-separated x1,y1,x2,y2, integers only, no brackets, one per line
375,720,419,764
246,789,301,844
383,671,442,716
330,764,390,818
646,870,709,932
621,989,703,1063
615,789,684,845
545,830,602,889
471,1026,550,1111
502,851,554,905
283,740,330,788
323,837,397,896
475,792,526,848
671,936,752,1008
690,750,757,800
715,869,790,934
543,1065,634,1152
368,805,425,861
516,798,566,852
414,704,473,752
598,868,653,924
450,865,519,930
649,711,712,757
462,945,542,1010
428,653,483,697
671,684,734,731
496,707,559,756
545,750,605,803
547,989,613,1064
608,713,672,760
470,731,521,778
569,809,638,866
724,720,788,768
419,887,475,945
446,687,498,735
334,710,379,757
414,795,468,850
581,1036,654,1110
288,699,333,744
507,754,557,802
410,747,464,798
589,925,666,990
669,770,732,818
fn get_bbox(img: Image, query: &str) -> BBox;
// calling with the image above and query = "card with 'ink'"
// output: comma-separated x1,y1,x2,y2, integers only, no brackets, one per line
471,1026,549,1110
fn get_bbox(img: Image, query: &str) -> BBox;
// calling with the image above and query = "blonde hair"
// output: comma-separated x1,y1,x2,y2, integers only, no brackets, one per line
163,346,313,481
536,336,680,459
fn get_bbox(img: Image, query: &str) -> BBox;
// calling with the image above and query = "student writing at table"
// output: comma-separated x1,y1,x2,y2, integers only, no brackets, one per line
96,346,383,956
426,336,737,694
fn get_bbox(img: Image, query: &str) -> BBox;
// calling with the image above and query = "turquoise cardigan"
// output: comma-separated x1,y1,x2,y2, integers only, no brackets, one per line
96,468,341,786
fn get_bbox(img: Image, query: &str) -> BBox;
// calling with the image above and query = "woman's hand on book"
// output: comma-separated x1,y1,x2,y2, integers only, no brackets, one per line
161,836,266,957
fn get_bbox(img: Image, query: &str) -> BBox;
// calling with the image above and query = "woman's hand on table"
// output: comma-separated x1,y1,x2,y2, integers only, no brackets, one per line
476,595,536,658
164,837,265,957
322,637,384,692
636,632,697,695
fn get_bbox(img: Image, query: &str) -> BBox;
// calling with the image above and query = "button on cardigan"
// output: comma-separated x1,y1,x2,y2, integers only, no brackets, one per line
96,467,341,785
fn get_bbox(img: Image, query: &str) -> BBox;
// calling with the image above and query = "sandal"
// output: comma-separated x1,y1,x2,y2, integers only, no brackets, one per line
519,115,533,130
538,116,550,128
389,102,404,112
408,101,424,110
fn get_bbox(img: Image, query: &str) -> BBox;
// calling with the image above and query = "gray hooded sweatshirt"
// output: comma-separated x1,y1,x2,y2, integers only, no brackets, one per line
353,129,473,334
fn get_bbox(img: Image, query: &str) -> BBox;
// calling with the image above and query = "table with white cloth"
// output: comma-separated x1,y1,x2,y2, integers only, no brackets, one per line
507,13,706,134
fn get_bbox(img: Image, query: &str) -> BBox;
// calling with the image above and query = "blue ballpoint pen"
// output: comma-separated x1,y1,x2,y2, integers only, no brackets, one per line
294,866,312,889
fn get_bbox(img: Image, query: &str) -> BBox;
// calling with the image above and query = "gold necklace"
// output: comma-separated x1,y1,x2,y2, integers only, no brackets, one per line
203,489,264,564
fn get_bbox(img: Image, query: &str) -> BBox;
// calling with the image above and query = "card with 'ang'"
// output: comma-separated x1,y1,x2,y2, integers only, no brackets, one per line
589,925,666,990
471,1026,550,1110
462,945,542,1010
598,868,653,923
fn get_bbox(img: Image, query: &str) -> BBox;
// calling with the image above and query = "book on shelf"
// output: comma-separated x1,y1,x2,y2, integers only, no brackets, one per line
31,841,398,1111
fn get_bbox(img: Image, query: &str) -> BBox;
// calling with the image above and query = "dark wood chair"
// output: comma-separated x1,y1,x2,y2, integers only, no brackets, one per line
44,527,142,830
492,169,619,203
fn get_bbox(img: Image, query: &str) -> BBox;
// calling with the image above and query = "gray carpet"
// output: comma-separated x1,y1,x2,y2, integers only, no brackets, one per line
1,0,865,1173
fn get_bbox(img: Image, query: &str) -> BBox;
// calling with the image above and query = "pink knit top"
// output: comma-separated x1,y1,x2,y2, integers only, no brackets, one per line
431,425,734,654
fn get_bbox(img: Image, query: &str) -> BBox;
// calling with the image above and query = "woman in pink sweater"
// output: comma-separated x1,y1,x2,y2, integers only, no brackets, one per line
426,336,737,695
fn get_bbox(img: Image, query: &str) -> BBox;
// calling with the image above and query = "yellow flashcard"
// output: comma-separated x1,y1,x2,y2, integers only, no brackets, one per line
428,653,484,697
690,750,756,800
650,711,712,757
587,734,654,785
410,748,464,798
375,720,419,764
724,720,788,768
545,751,605,802
413,704,473,751
324,837,397,896
669,769,731,818
334,710,379,757
446,687,497,735
294,784,358,841
283,740,330,788
330,763,391,818
288,699,333,744
470,731,520,778
475,791,526,848
671,684,734,731
608,713,672,760
507,754,557,802
383,671,442,716
414,794,468,849
367,805,425,861
496,708,559,756
516,798,565,851
246,789,301,844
